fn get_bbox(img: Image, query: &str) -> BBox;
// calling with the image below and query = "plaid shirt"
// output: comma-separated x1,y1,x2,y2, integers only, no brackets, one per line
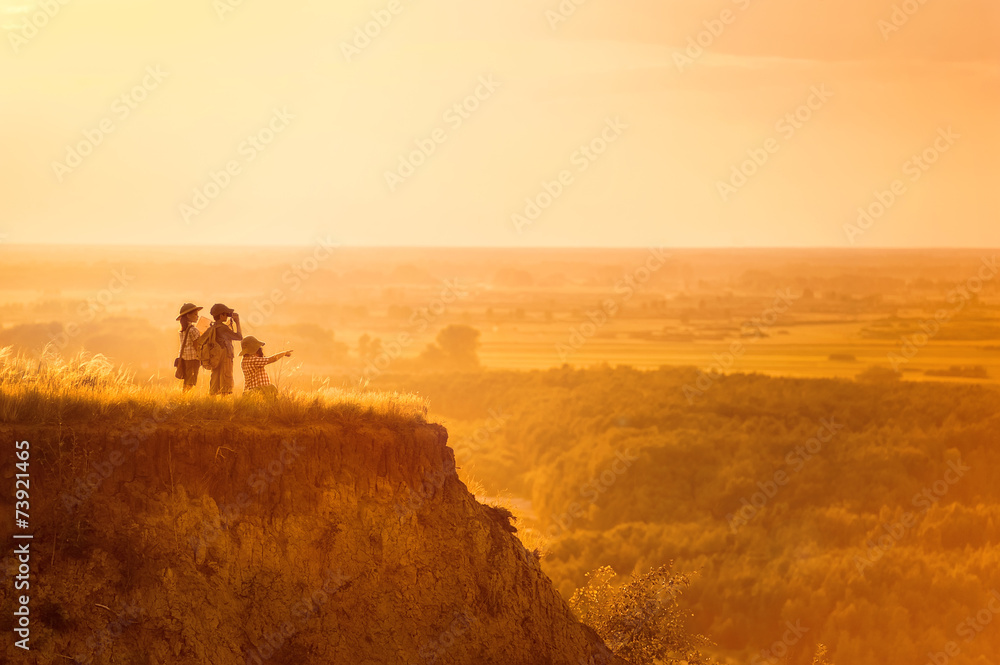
241,354,279,389
179,326,201,360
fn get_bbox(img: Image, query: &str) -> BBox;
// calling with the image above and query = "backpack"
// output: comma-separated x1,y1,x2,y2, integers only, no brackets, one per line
196,325,225,370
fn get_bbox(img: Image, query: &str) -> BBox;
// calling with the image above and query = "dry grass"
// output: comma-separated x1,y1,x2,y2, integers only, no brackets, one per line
0,347,429,427
463,473,551,558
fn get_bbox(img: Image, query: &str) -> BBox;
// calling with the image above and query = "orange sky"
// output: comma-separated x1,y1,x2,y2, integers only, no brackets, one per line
1,0,997,247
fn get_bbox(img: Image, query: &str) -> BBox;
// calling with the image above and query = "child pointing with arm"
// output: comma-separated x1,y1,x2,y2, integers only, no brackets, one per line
239,336,293,397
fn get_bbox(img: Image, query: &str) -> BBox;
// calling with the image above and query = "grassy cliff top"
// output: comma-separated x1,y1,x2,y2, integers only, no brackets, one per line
0,348,428,428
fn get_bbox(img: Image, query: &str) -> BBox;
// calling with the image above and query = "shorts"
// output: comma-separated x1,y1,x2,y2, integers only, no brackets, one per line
210,358,235,395
245,384,279,398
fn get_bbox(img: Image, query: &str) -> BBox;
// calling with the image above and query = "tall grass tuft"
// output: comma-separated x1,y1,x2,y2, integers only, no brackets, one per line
0,347,429,427
462,473,550,558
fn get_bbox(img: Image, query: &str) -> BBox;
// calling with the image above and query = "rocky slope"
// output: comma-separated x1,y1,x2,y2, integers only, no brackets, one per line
1,416,624,664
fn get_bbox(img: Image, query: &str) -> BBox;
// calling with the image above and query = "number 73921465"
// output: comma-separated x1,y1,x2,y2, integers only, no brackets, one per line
15,441,30,528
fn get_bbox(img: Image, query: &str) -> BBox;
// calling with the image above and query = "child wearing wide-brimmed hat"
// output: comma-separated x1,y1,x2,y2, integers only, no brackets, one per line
175,303,203,392
239,336,292,397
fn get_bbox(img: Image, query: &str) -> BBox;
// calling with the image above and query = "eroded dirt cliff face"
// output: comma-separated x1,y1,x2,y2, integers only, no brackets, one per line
1,419,623,665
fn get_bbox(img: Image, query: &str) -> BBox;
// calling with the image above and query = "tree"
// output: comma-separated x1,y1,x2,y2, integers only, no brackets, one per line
357,334,383,363
855,365,901,383
419,324,480,369
812,644,834,665
569,564,714,665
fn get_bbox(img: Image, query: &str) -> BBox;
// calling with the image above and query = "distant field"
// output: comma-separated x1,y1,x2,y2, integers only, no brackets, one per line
1,246,998,385
476,318,1000,383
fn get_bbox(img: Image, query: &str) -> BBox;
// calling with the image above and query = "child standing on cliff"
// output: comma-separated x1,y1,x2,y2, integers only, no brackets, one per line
239,336,292,397
175,303,203,392
208,303,243,396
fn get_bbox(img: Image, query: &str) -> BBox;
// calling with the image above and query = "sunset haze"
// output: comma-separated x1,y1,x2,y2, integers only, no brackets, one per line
2,0,997,247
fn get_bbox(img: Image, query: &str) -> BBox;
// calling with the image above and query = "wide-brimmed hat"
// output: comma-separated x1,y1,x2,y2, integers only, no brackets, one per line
240,336,265,356
210,303,234,318
176,303,202,321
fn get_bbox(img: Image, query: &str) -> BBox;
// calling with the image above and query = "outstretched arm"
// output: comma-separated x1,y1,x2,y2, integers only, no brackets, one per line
265,350,293,364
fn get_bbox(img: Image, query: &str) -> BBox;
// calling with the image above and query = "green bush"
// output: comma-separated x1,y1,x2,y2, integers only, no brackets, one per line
569,564,714,665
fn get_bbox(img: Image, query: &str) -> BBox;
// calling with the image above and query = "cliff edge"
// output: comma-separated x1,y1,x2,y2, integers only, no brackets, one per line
1,415,624,665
